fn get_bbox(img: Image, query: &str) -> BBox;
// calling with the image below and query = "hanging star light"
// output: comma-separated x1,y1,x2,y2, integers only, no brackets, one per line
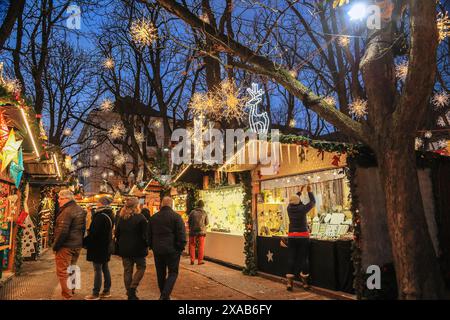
437,117,447,127
103,57,115,69
114,153,127,166
135,132,145,144
415,138,424,150
349,99,368,119
431,91,449,110
437,11,450,43
100,99,114,112
337,36,350,47
9,147,24,188
217,80,247,122
63,128,72,136
153,119,162,129
323,96,336,106
395,61,409,81
424,131,433,139
109,123,126,140
130,18,158,47
1,129,23,172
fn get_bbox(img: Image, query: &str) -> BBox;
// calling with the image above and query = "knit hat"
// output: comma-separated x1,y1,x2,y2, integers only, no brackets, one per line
98,196,113,206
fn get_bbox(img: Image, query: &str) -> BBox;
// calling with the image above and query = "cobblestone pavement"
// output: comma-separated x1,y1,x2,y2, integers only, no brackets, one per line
0,250,328,300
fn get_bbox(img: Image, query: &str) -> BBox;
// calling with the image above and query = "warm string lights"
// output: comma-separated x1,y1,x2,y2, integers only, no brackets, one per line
130,18,158,47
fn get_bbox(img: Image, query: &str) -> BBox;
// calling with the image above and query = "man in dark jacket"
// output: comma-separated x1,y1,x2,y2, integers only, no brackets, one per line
84,196,114,300
148,196,186,300
53,189,86,300
188,200,209,265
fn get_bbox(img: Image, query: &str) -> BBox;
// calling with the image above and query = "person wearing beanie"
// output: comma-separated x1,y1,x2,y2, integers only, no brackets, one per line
115,197,148,300
286,186,316,292
84,196,114,300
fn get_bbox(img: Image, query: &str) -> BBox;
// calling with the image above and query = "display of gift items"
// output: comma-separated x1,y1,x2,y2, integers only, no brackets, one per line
199,186,245,235
173,194,188,221
257,168,353,240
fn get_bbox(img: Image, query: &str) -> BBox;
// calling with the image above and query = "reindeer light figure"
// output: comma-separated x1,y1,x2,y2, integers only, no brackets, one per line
246,83,270,135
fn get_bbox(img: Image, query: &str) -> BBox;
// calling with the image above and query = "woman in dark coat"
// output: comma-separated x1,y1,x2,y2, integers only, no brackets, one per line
286,186,315,291
115,197,148,300
84,196,114,300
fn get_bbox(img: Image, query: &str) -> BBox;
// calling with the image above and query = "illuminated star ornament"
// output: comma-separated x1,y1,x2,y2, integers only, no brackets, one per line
134,132,145,144
109,123,126,139
1,129,23,172
431,91,449,110
349,99,368,119
9,147,24,188
114,153,127,166
217,80,247,122
437,11,450,43
103,57,115,69
395,61,409,81
130,18,158,47
100,99,114,112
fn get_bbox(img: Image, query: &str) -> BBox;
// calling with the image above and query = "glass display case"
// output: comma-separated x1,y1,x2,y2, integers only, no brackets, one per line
257,169,353,240
199,185,245,235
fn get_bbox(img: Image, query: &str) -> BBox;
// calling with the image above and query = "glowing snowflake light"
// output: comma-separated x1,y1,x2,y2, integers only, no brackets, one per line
289,119,296,128
109,123,126,139
100,99,114,112
103,57,115,69
323,96,336,106
114,153,127,166
135,132,145,144
415,138,424,150
63,128,72,136
349,99,368,119
130,18,158,47
395,61,409,81
338,36,350,47
432,91,449,109
217,80,247,122
82,169,91,178
153,119,162,129
437,117,447,128
424,131,433,139
437,11,450,43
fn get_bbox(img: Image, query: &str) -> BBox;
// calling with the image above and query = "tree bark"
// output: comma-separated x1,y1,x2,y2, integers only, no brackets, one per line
0,0,26,50
377,141,445,299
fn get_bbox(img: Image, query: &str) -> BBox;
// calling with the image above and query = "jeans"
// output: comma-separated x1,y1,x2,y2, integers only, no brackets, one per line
122,257,146,290
55,248,81,299
189,235,206,263
154,253,181,300
93,262,111,295
287,237,310,276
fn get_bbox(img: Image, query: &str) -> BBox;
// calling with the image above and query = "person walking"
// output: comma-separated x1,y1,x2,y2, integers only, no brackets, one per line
84,196,114,300
188,200,209,265
53,189,86,300
148,196,186,300
286,186,315,291
115,197,148,300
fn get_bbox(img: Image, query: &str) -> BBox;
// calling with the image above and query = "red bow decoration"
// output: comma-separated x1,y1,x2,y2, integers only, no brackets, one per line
17,210,28,228
332,155,341,167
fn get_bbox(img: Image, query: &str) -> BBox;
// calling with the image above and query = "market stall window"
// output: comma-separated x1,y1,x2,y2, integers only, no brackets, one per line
199,185,245,235
173,194,188,221
257,168,353,240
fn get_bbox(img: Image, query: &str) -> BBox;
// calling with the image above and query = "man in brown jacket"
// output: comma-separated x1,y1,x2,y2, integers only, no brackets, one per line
53,189,86,299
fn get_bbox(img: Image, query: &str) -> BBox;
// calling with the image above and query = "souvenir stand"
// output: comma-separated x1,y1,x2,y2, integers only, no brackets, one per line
0,64,44,277
220,137,356,294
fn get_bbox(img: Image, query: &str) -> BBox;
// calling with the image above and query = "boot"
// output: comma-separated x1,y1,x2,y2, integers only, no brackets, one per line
300,273,310,290
286,274,294,291
127,288,139,300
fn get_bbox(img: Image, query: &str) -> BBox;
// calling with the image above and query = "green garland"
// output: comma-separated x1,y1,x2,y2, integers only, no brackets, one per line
346,157,363,298
279,134,362,155
239,171,257,276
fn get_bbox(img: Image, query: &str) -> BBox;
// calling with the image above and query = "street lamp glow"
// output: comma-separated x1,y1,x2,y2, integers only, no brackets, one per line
348,3,367,21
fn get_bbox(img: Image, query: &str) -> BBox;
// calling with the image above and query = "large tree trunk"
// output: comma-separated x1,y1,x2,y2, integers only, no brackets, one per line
377,141,445,299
